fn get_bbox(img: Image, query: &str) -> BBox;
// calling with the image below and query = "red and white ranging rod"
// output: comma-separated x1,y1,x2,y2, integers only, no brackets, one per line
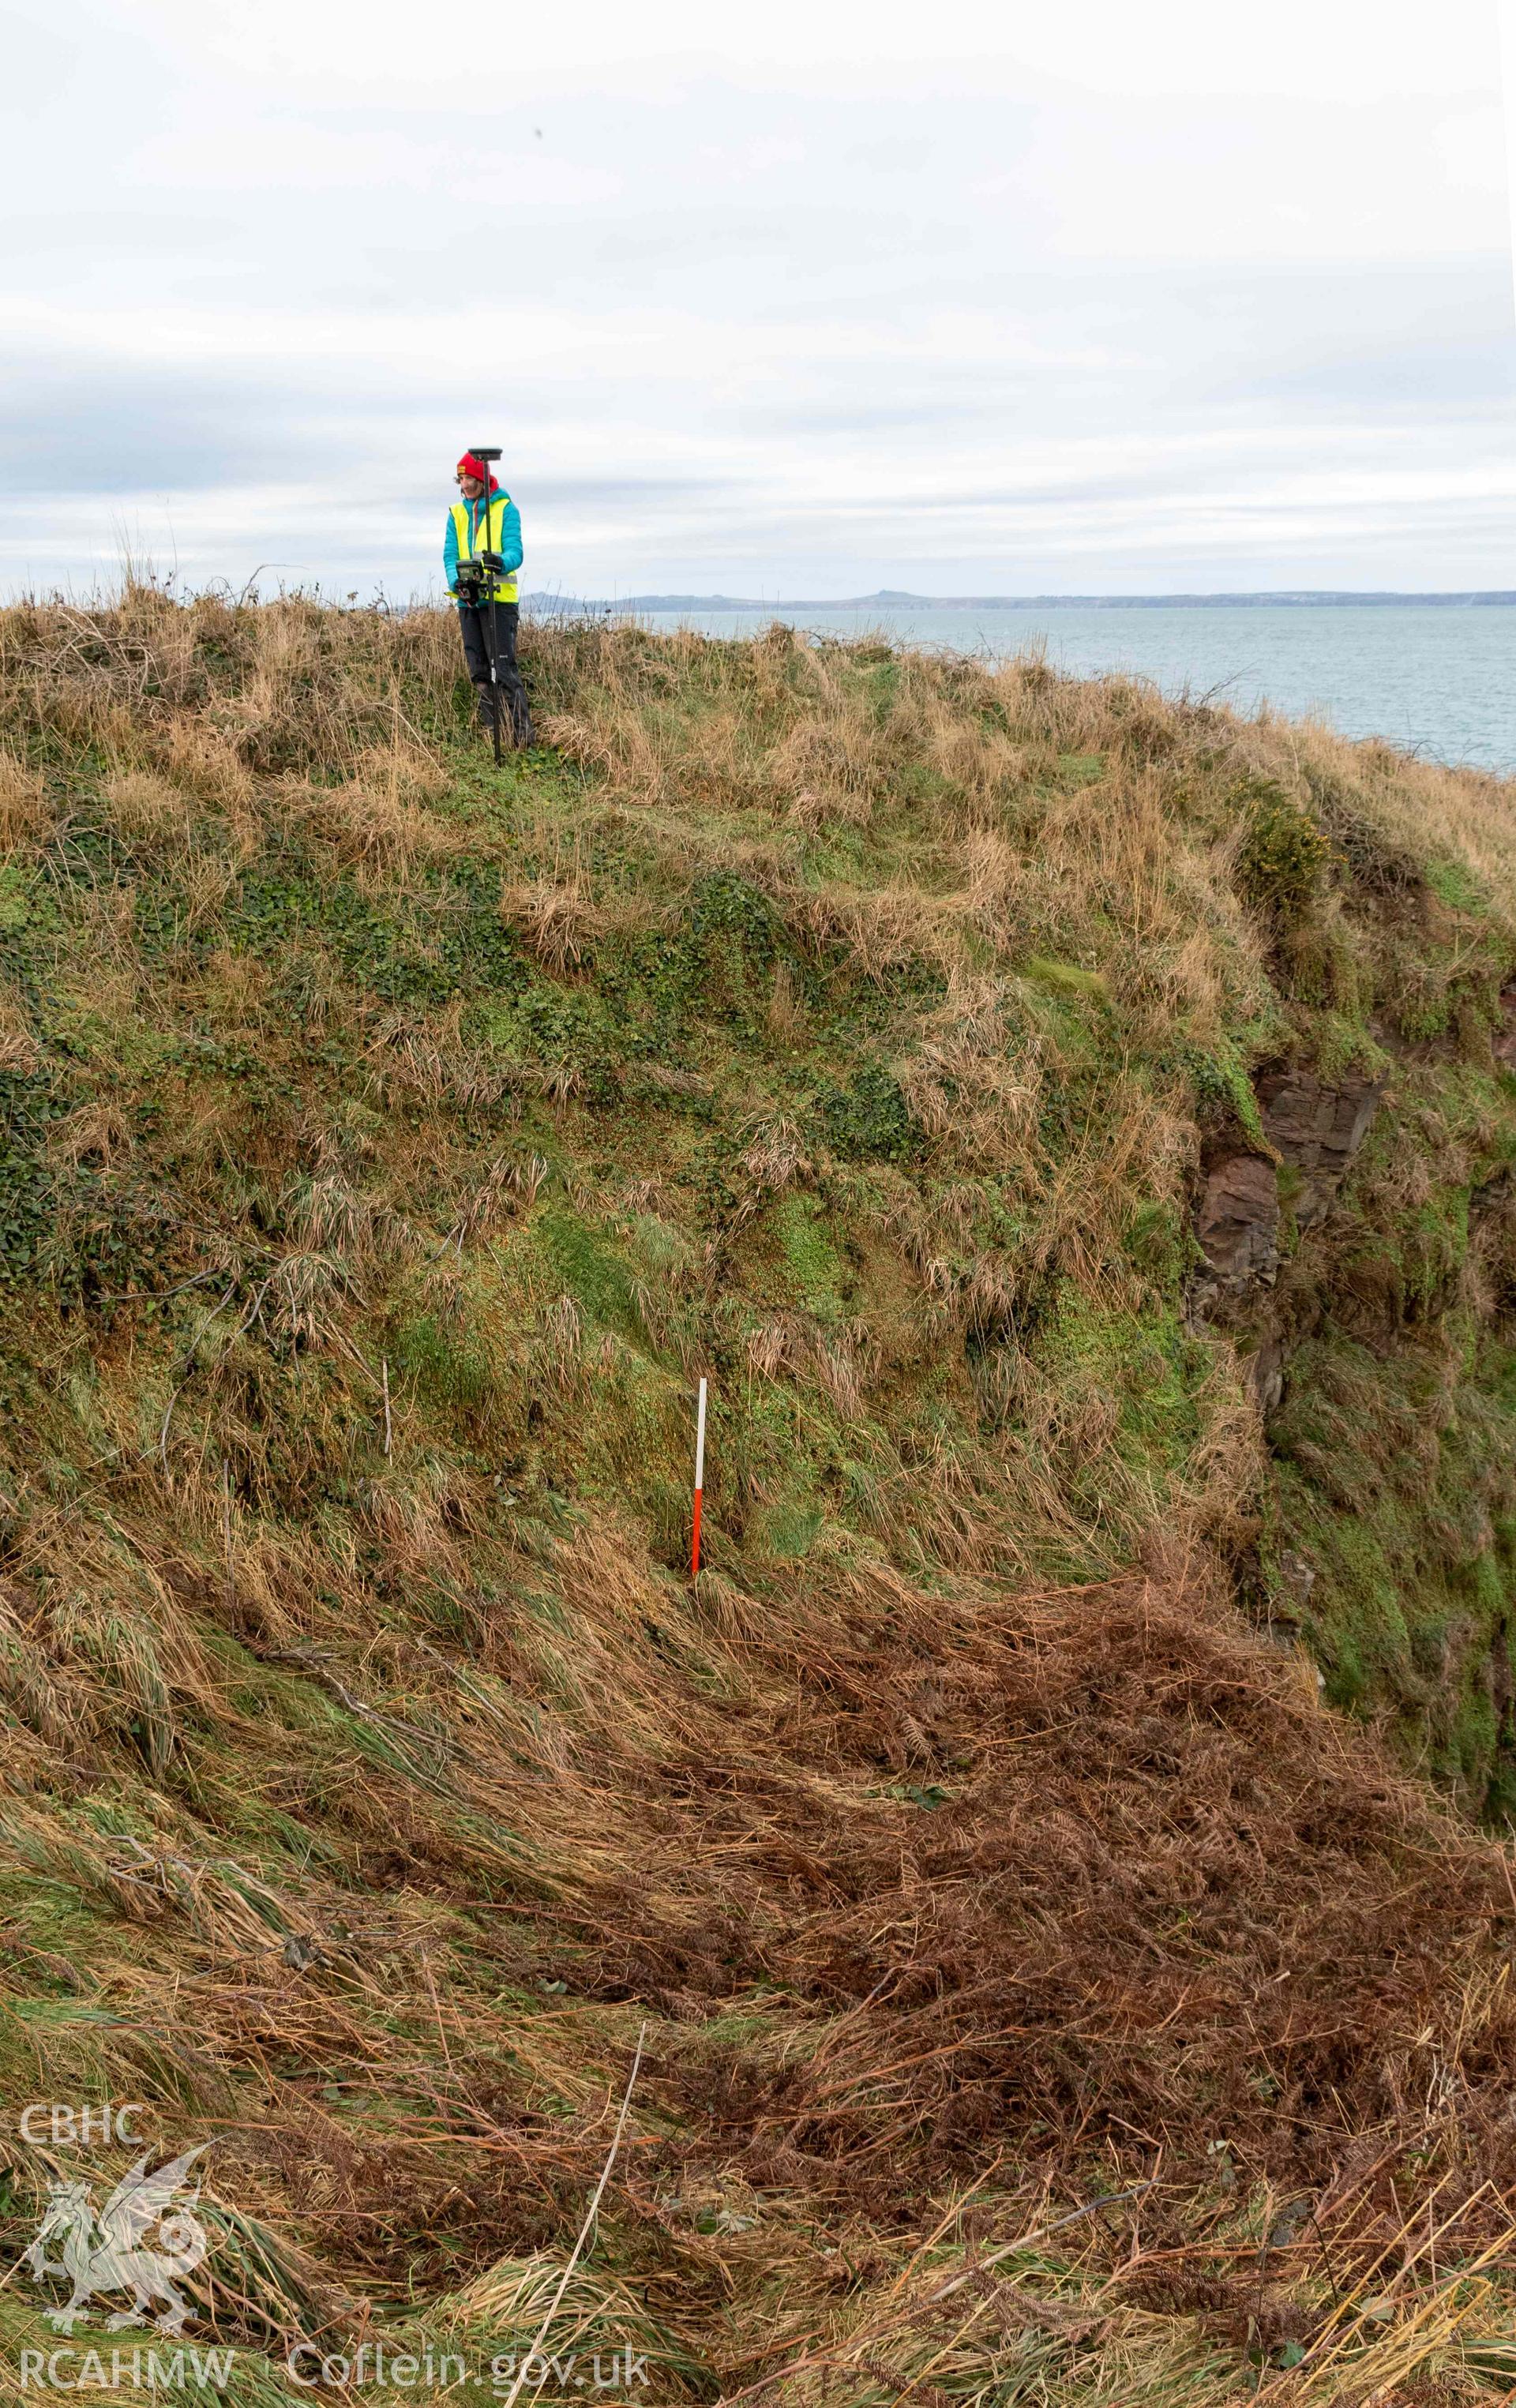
691,1378,708,1579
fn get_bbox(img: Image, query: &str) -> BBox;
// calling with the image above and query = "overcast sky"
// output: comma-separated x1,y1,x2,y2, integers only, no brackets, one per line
4,0,1513,598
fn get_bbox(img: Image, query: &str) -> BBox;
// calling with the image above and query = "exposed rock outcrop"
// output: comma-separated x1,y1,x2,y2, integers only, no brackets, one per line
1255,1064,1383,1228
1195,1154,1279,1297
1192,1063,1385,1421
1194,1060,1383,1310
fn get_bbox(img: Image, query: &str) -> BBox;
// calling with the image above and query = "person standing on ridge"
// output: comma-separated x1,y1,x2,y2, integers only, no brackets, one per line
445,452,534,748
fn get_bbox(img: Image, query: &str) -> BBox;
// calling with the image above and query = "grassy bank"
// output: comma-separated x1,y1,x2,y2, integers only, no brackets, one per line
0,585,1513,2401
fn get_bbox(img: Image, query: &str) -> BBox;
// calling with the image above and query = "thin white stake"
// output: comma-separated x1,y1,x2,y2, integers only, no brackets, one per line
499,2023,647,2408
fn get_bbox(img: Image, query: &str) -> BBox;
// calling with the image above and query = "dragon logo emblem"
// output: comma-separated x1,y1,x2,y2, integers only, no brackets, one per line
22,2145,212,2335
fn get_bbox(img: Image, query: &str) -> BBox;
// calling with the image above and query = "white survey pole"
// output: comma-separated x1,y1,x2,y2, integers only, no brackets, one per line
692,1377,708,1578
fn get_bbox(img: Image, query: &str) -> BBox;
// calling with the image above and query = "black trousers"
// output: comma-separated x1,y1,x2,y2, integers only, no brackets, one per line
458,602,533,745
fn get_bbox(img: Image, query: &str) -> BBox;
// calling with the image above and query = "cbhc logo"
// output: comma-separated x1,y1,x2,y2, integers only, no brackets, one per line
17,2103,148,2145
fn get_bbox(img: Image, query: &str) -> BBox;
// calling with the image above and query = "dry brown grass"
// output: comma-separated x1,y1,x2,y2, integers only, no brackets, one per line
101,763,201,843
0,748,51,852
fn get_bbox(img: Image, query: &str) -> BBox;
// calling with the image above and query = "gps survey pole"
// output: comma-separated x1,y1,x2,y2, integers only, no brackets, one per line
470,444,505,766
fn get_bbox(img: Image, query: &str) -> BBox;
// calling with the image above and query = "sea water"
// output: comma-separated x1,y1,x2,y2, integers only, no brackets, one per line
620,603,1514,776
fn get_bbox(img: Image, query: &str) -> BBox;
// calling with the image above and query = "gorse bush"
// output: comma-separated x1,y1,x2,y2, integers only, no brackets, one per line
0,582,1511,2399
1236,786,1334,923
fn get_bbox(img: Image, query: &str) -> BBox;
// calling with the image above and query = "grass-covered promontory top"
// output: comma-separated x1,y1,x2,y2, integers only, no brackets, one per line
1,585,1515,2403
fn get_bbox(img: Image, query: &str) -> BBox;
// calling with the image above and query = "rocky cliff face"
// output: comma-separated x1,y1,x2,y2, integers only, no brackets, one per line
1195,1045,1516,1821
1195,1065,1384,1403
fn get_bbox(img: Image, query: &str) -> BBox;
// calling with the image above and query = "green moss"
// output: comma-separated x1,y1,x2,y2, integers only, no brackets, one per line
771,1192,849,1321
1057,752,1105,786
1030,1290,1206,1484
1296,1510,1415,1710
1272,1319,1516,1815
1022,955,1109,1002
390,1309,497,1420
1122,1199,1188,1289
1308,1013,1390,1083
1426,857,1487,913
536,1203,638,1336
1182,1037,1268,1149
758,1498,824,1558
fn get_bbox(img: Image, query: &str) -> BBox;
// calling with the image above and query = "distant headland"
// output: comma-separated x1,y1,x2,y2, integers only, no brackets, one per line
523,588,1516,613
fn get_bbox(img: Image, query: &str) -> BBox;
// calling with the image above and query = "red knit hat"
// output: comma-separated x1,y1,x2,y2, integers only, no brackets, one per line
456,451,499,492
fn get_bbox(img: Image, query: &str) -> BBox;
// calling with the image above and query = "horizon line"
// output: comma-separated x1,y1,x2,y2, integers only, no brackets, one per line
522,587,1516,611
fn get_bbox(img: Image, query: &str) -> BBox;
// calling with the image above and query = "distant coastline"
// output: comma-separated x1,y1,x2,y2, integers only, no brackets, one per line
523,587,1516,613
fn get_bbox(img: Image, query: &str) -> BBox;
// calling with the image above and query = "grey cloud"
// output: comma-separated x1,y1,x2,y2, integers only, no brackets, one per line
3,6,1510,595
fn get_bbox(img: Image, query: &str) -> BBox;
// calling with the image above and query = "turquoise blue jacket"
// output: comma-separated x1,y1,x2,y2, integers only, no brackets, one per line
444,489,523,602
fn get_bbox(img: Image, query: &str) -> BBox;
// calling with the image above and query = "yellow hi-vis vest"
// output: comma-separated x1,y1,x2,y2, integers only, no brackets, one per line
450,495,519,604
